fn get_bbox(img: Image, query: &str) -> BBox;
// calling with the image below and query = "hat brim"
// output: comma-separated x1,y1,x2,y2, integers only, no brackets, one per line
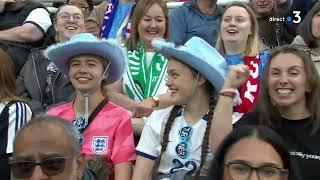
46,40,126,85
160,46,225,92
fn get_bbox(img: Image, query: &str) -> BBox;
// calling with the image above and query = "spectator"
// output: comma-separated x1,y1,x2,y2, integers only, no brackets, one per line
250,0,293,48
0,0,52,75
208,125,299,180
105,0,171,135
290,0,318,20
210,45,320,179
216,2,269,121
0,47,32,180
46,33,136,180
16,5,86,114
67,0,94,18
292,2,320,74
169,0,223,47
249,0,316,48
9,116,87,180
85,0,136,43
132,37,227,179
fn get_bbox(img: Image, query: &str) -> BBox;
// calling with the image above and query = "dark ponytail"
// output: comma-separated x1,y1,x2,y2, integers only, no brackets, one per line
195,92,216,178
160,105,182,154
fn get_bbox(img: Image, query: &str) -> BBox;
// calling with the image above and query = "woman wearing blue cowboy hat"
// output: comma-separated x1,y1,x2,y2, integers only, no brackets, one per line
132,37,228,179
45,33,136,180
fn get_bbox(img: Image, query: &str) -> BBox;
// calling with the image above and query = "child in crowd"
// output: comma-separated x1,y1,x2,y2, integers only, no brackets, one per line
132,36,227,179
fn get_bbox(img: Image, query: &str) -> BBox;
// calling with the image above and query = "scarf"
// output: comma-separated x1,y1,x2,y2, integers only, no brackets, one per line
100,0,135,39
125,41,167,101
234,55,261,114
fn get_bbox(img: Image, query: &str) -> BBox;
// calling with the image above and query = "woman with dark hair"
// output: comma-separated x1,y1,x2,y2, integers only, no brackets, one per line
208,125,299,180
210,45,320,179
132,37,227,179
0,48,32,180
67,0,94,18
292,2,320,74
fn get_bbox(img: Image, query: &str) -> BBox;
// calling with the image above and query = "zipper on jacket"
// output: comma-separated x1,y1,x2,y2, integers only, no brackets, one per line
31,51,43,104
51,72,60,104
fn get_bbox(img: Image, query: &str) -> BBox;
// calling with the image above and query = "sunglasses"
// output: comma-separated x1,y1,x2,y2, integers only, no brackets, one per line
9,156,69,178
175,126,193,159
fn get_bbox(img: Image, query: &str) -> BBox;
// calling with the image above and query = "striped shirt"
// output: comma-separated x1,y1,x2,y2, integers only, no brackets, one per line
0,101,32,154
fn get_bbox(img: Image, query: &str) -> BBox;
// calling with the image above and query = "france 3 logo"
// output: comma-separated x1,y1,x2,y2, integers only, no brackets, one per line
269,11,301,24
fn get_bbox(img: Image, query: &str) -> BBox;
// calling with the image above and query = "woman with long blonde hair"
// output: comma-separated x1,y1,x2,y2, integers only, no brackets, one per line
215,2,269,121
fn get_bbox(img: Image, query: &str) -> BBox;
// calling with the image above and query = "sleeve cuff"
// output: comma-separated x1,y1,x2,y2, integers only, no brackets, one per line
24,21,46,36
136,150,157,160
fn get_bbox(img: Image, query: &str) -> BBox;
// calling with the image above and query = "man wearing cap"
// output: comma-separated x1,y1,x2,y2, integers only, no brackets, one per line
46,33,135,180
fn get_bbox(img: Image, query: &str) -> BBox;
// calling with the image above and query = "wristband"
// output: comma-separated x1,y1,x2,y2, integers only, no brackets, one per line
219,88,237,98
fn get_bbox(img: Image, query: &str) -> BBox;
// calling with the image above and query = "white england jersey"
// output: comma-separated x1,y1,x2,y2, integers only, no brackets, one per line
136,107,213,177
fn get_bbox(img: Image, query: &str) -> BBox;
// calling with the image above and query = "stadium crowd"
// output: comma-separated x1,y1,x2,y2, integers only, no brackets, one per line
0,0,320,179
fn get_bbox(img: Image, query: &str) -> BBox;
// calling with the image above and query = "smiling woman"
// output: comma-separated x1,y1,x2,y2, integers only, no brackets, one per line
132,36,227,180
105,0,172,136
16,4,86,114
215,2,269,121
210,45,320,180
46,33,136,180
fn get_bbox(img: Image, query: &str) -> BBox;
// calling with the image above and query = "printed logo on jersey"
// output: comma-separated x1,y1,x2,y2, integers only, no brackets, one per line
92,136,108,154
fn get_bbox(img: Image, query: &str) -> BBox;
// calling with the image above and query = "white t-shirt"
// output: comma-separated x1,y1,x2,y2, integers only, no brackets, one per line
24,8,52,33
145,52,155,69
136,107,212,177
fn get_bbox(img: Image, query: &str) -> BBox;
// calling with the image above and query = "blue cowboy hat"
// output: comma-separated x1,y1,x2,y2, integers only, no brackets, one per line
152,37,227,93
45,33,126,84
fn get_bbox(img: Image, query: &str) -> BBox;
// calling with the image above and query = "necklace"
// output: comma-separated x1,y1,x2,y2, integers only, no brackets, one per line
72,93,89,145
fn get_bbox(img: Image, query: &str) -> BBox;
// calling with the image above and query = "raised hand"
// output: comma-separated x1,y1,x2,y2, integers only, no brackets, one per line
223,64,250,89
